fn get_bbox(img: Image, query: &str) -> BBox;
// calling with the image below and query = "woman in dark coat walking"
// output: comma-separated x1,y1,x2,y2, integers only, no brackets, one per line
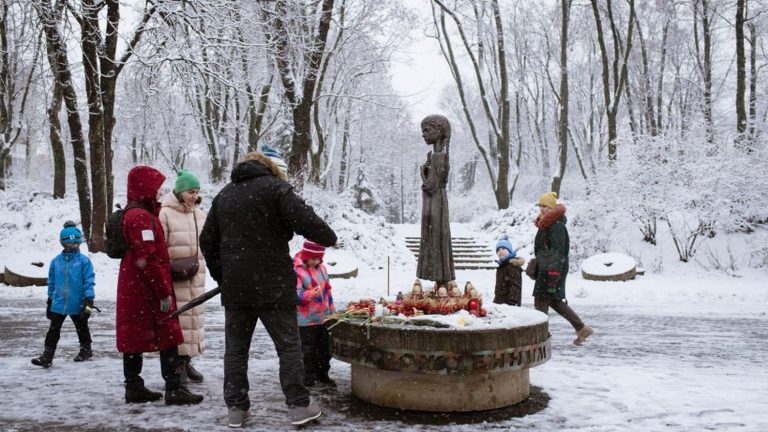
116,165,202,405
532,192,593,346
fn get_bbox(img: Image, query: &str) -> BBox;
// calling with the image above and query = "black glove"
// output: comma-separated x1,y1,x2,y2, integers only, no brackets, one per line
82,298,94,317
46,297,53,320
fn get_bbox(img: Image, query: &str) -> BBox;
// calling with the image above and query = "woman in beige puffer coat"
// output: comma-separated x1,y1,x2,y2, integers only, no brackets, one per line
159,170,207,384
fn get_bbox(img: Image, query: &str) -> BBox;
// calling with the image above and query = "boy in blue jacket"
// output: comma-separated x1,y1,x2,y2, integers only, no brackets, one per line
31,221,96,368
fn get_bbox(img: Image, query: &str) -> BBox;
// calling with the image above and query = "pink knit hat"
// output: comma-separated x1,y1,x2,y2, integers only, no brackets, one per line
300,240,326,260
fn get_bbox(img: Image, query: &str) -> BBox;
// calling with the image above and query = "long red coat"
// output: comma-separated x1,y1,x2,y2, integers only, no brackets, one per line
116,166,183,353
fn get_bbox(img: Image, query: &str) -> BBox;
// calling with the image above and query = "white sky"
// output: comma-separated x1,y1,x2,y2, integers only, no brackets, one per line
389,0,454,122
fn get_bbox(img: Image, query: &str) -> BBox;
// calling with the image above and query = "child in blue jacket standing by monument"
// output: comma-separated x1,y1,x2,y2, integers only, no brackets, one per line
31,221,96,368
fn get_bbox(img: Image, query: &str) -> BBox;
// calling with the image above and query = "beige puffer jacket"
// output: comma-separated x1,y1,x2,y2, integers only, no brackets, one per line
159,192,207,357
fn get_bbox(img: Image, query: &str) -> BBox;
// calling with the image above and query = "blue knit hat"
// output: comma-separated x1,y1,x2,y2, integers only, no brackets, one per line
60,221,83,245
260,144,288,176
495,238,516,257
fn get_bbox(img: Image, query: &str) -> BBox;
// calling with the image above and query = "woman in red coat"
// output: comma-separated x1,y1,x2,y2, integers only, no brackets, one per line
116,165,202,405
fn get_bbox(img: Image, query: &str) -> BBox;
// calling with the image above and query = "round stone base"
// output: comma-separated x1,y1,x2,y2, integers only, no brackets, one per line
351,364,530,412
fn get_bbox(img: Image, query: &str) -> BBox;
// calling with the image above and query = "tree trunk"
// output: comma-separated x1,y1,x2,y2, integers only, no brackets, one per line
491,0,510,209
735,0,747,138
338,115,349,192
267,0,335,185
590,0,635,162
35,0,92,242
49,79,65,198
552,0,570,195
748,22,757,141
693,0,714,145
82,0,107,252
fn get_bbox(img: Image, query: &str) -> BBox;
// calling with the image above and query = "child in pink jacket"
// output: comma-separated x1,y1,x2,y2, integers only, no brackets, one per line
295,240,336,388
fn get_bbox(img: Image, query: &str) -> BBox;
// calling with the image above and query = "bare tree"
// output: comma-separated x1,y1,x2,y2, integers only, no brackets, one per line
262,0,336,184
431,0,512,209
0,1,41,189
34,0,92,241
590,0,635,162
551,0,572,194
736,0,747,141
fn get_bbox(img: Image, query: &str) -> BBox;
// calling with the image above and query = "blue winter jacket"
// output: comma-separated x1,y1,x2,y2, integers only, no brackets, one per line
47,250,95,316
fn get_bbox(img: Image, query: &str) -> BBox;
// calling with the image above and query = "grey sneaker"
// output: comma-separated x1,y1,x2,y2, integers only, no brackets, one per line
289,399,321,425
227,407,252,428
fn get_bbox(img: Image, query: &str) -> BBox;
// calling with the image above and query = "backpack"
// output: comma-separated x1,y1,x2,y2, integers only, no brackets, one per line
105,204,142,259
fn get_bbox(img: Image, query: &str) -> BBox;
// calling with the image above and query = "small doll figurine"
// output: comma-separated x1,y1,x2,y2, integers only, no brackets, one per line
447,280,462,297
464,281,475,297
436,286,449,298
396,291,404,305
410,279,424,299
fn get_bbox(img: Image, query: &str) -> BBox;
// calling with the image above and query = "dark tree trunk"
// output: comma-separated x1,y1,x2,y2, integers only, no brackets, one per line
36,0,92,242
748,22,757,141
590,0,635,162
552,0,570,195
49,79,65,198
267,0,335,185
82,0,107,252
735,0,747,138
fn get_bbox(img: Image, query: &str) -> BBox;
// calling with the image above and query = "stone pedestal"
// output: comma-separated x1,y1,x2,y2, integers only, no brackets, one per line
351,365,530,412
329,311,550,412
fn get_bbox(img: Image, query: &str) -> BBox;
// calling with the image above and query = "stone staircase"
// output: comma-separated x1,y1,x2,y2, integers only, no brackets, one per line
404,236,497,271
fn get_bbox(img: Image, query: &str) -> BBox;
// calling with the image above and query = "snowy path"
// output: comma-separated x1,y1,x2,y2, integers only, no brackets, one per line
1,298,766,431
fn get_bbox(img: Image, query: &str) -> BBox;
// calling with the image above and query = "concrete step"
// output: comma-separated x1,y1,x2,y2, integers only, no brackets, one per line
405,235,496,270
406,247,490,253
454,263,497,270
410,253,493,260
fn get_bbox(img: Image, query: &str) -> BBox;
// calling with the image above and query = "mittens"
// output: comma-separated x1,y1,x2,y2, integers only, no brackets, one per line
83,298,94,316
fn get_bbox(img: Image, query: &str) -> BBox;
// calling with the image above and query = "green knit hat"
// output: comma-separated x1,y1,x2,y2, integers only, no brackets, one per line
174,169,201,193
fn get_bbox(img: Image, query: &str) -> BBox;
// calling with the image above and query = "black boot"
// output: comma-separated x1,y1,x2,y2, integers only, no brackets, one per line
31,347,55,368
73,345,93,362
165,385,203,405
176,356,190,385
125,384,163,403
185,358,204,384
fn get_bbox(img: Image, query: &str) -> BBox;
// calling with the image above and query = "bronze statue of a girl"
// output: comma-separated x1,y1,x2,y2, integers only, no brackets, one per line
416,114,455,287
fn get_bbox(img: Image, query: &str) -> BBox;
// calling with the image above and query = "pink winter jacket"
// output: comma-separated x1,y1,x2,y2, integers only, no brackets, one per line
294,254,335,326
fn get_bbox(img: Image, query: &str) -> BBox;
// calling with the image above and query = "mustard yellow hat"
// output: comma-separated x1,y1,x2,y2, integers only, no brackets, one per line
538,191,558,208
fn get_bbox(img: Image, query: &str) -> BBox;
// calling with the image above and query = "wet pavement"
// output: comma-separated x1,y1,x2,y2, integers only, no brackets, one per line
1,298,766,431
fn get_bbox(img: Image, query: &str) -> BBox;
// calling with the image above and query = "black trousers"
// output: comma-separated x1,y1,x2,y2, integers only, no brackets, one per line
123,347,181,391
224,306,308,410
44,313,91,351
299,325,331,382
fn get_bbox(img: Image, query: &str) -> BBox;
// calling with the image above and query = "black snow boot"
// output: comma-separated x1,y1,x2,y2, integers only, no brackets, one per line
73,345,93,362
176,357,190,385
31,347,55,368
185,357,204,384
125,385,163,403
165,385,204,405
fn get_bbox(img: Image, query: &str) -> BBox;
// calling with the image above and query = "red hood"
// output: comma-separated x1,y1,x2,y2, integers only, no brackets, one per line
127,166,166,205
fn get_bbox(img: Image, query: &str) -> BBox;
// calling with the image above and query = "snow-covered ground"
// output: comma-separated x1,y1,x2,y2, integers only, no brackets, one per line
1,190,767,431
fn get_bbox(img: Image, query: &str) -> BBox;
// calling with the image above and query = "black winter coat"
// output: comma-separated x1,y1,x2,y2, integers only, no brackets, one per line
533,214,569,300
200,159,337,307
494,257,525,306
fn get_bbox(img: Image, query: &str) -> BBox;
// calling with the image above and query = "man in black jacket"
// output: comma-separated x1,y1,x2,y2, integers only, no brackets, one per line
200,151,337,427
